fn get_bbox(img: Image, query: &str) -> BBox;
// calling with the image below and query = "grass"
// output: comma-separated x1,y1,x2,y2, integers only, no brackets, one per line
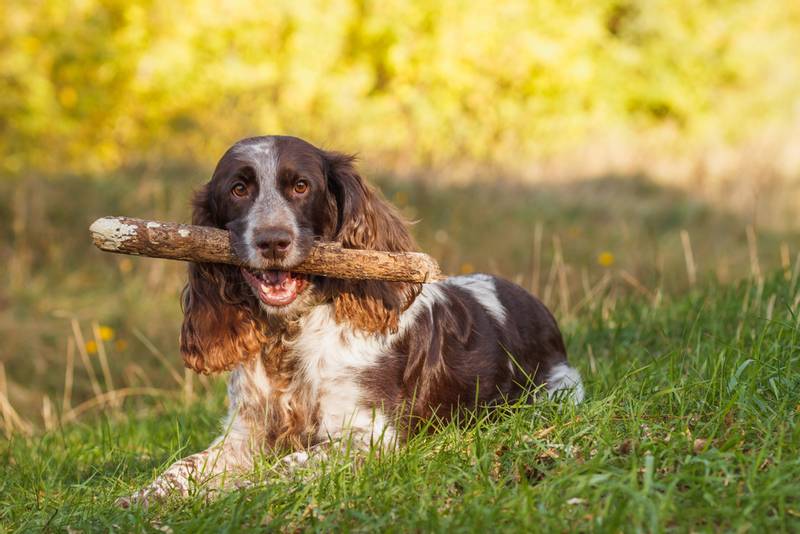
1,170,799,531
2,271,799,532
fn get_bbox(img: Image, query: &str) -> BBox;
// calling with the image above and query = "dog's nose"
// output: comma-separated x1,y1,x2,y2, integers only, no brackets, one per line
253,227,294,259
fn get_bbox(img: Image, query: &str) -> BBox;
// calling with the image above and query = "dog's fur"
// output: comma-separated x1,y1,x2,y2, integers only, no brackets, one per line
118,136,583,507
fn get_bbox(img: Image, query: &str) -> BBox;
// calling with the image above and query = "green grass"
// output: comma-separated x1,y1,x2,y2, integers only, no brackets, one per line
3,272,799,532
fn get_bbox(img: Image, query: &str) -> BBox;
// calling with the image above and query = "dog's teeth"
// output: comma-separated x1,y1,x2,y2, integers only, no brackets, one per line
260,283,269,292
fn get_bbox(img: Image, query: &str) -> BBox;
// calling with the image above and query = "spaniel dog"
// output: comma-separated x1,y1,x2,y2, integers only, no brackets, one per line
118,135,583,507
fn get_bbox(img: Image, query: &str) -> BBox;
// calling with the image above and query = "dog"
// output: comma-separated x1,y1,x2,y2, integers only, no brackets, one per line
118,135,583,507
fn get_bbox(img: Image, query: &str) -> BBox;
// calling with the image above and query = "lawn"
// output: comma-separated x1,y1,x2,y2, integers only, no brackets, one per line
2,270,799,532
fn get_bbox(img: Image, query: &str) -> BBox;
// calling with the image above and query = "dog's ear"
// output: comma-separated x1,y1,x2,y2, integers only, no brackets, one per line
180,185,265,374
323,152,420,333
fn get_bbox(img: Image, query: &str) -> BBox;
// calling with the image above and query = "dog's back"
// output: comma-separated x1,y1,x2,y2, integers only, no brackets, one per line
361,273,583,429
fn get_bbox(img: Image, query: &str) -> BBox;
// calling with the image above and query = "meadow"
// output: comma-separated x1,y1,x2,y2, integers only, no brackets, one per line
3,1,800,530
1,167,799,532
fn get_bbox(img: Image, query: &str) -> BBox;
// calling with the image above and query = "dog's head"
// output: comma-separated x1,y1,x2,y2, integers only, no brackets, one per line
180,136,419,374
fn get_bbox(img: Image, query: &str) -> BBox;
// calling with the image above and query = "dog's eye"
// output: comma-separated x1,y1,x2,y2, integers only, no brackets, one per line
293,180,309,195
231,182,249,198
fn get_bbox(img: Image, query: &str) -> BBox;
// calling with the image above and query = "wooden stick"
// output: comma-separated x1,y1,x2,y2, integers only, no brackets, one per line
90,216,443,283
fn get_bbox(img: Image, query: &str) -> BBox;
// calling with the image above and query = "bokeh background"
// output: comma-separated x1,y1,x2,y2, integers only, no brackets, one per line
1,0,799,430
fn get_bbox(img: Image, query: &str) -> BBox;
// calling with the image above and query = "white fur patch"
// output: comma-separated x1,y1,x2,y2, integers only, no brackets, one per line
398,282,448,333
215,359,272,448
290,305,394,444
546,363,584,404
445,274,507,324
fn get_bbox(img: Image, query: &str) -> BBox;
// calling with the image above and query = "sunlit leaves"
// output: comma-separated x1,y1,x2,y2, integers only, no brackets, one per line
1,0,798,178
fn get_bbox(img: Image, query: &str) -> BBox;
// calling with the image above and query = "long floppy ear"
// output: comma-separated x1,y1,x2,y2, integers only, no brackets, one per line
180,186,266,374
324,152,421,333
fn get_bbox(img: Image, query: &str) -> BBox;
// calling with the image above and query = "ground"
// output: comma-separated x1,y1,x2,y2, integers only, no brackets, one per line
3,271,799,532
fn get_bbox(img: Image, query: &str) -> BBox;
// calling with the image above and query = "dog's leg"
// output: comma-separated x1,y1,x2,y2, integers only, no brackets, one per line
117,415,254,509
276,441,334,471
277,425,397,474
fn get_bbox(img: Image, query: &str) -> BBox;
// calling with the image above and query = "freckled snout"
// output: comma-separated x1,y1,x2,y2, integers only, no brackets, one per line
253,227,294,260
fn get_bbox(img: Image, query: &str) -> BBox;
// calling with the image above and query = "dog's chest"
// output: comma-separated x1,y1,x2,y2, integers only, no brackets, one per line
234,305,392,446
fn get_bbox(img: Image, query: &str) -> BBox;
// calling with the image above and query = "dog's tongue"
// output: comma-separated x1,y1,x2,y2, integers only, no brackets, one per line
263,270,290,286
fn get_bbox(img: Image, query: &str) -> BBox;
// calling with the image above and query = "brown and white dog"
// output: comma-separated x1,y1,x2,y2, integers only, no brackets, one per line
118,135,583,507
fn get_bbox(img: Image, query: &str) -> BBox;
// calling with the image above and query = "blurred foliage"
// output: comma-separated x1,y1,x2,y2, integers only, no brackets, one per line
1,0,799,179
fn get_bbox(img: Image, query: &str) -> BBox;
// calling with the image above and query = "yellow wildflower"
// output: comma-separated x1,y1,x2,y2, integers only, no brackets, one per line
85,340,98,354
597,252,615,267
115,339,129,351
460,262,475,274
98,326,114,341
118,258,133,274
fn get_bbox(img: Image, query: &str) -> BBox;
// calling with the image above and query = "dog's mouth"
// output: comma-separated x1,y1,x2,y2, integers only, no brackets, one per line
241,268,309,307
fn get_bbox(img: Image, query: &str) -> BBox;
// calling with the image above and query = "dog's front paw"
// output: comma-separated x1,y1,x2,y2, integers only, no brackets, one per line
279,450,311,468
116,482,178,509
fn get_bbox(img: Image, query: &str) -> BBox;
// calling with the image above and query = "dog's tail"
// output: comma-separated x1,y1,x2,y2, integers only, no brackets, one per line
545,363,585,404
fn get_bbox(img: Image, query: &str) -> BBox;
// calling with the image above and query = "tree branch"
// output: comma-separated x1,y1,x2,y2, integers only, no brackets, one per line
89,216,443,283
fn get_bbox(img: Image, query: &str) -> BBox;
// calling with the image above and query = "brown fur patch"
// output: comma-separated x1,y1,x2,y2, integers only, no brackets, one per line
180,262,270,374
